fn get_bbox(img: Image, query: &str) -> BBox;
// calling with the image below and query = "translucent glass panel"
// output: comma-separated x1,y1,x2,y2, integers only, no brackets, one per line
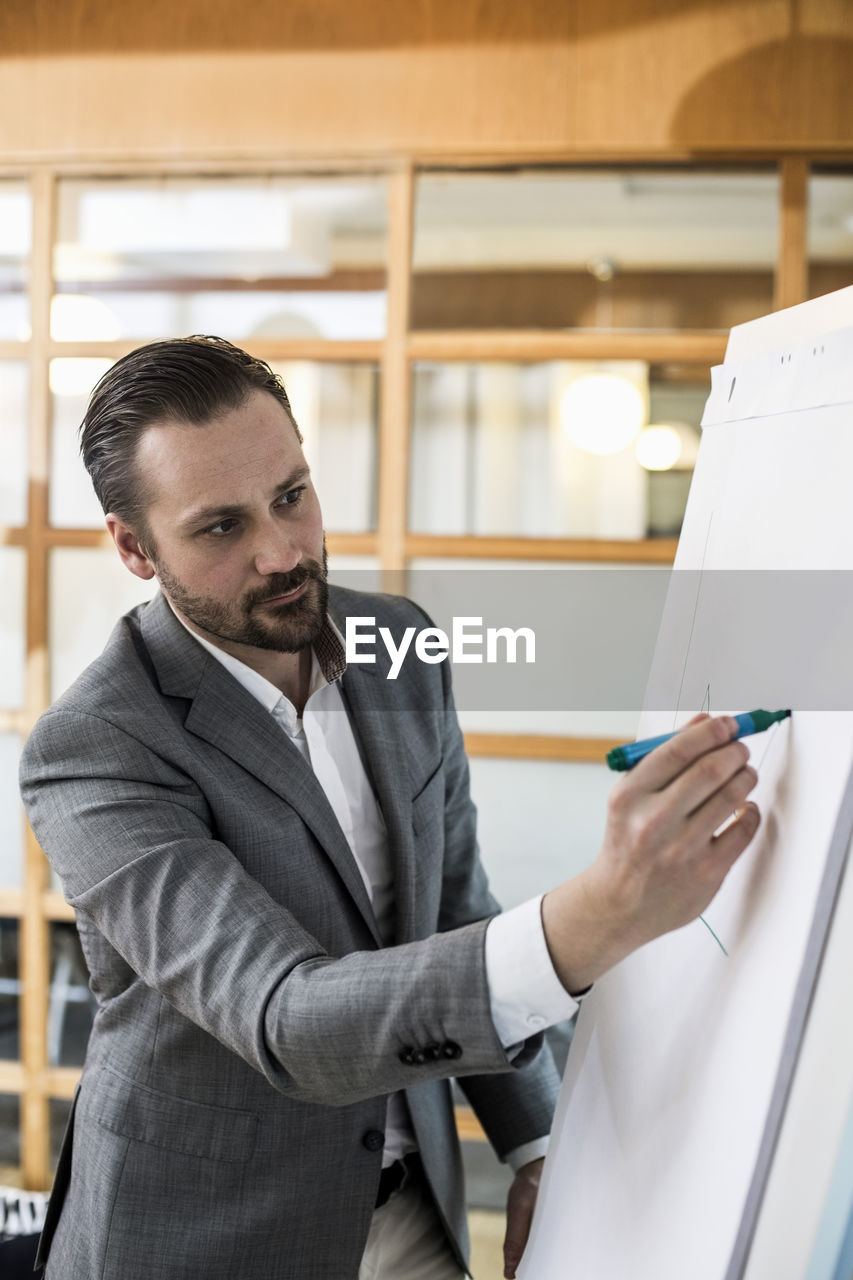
49,548,159,701
0,1093,20,1174
48,924,94,1068
0,548,26,710
412,168,778,330
0,737,24,890
0,362,28,526
271,361,378,533
0,181,30,341
410,361,706,539
468,757,613,909
50,358,113,528
645,366,708,536
808,168,853,300
0,919,20,1060
54,176,389,340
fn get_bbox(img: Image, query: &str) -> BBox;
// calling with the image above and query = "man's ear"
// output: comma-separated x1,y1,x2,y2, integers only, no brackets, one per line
105,514,157,581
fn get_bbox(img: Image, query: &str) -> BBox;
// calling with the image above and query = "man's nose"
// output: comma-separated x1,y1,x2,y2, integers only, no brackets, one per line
253,524,303,577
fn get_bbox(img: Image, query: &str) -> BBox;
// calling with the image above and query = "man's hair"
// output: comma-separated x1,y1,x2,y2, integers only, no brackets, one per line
80,335,300,537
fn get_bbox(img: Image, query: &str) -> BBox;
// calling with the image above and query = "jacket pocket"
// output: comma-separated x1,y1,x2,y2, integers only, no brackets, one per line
95,1065,257,1164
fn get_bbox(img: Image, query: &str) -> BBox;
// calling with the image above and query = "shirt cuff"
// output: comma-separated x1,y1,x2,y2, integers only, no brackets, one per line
504,1135,550,1173
484,895,581,1051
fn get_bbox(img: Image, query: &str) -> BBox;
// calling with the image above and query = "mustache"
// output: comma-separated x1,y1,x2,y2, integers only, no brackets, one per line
246,559,326,608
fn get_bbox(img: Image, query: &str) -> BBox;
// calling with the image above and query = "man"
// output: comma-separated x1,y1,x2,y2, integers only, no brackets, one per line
20,337,760,1280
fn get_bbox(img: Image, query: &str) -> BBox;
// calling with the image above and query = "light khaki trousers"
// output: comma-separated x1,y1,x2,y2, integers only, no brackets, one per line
358,1179,467,1280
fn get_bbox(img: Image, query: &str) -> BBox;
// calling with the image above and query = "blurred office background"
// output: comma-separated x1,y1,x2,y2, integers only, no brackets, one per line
1,1,852,1272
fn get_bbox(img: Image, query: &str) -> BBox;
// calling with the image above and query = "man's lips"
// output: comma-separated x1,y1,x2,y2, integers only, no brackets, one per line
256,580,310,608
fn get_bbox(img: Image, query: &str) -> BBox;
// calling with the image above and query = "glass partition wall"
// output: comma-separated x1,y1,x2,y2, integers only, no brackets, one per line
0,157,845,1189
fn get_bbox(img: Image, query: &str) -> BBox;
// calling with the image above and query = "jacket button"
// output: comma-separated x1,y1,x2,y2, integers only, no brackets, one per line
424,1043,441,1061
399,1047,416,1065
411,1048,427,1065
362,1130,385,1152
441,1040,462,1060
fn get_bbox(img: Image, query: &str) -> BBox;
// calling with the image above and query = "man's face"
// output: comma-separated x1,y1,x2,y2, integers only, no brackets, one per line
131,390,327,654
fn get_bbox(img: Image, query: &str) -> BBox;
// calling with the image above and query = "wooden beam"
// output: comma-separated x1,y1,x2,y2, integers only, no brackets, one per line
42,1067,81,1100
411,268,772,334
0,888,25,916
0,1062,81,1101
30,528,378,554
40,527,112,548
405,535,678,564
408,329,727,365
0,528,28,546
0,1061,26,1093
21,168,54,1192
52,268,386,295
377,165,414,575
775,157,809,312
6,150,847,184
324,532,379,557
47,338,383,363
0,710,29,735
0,341,29,359
42,892,75,923
463,733,620,763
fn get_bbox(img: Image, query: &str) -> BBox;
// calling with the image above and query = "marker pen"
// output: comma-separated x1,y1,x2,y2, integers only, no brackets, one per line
606,709,791,772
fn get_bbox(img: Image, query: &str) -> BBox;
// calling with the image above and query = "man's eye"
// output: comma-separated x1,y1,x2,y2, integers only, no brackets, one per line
205,517,239,537
277,485,306,508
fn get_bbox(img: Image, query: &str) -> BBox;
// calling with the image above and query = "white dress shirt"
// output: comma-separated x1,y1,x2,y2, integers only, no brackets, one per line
173,609,579,1171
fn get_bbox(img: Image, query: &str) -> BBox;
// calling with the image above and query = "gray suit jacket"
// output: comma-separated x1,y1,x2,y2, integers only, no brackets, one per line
20,586,560,1279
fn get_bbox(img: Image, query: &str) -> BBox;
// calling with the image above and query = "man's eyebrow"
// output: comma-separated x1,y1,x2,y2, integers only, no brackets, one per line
180,468,311,530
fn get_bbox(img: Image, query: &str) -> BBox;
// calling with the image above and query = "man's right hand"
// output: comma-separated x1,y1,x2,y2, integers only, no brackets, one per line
541,714,761,994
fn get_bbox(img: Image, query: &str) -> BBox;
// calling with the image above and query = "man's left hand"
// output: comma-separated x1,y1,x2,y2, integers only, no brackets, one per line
502,1156,544,1278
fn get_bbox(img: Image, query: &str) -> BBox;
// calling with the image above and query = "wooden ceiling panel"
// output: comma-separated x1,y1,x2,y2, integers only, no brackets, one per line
0,0,851,160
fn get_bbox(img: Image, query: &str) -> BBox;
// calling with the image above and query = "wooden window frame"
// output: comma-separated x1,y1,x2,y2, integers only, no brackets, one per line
0,153,825,1182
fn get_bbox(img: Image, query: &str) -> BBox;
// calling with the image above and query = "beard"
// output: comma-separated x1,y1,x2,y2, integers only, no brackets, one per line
155,546,329,655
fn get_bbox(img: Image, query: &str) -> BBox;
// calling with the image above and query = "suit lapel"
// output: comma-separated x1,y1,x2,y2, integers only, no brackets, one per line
138,593,382,944
337,661,420,945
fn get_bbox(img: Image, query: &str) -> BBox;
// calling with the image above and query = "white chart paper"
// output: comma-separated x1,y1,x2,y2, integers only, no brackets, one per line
520,305,853,1280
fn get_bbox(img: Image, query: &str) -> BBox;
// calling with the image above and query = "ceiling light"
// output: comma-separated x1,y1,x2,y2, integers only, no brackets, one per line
635,422,699,471
635,425,682,470
560,373,646,455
